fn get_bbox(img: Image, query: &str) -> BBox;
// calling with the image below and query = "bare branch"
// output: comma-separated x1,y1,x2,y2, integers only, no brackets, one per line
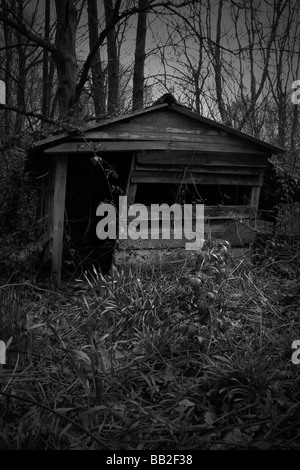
0,103,59,126
0,7,56,54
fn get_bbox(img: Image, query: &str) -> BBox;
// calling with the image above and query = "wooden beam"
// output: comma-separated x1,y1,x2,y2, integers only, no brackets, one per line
83,130,253,144
131,171,262,186
135,163,262,175
51,154,68,285
84,124,221,139
43,141,272,155
205,205,255,218
125,205,255,220
137,151,269,167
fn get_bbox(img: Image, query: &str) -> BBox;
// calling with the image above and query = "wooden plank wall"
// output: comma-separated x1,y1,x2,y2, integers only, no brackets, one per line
116,206,257,250
43,110,273,159
114,147,268,264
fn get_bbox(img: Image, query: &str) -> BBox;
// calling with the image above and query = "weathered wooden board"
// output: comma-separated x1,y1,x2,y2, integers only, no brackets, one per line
205,205,255,218
125,205,255,220
135,163,262,175
125,154,138,205
80,109,278,155
83,130,256,145
34,106,281,156
43,141,272,154
85,124,221,138
136,151,269,167
86,110,218,134
250,186,261,208
35,157,54,264
131,171,262,186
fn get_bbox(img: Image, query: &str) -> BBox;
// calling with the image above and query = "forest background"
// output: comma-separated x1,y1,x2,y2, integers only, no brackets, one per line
1,1,300,451
1,0,300,267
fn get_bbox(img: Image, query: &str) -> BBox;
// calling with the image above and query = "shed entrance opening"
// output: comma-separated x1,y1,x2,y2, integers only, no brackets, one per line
64,152,132,273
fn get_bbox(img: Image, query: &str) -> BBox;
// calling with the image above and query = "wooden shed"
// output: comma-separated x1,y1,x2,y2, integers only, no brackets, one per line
29,95,283,284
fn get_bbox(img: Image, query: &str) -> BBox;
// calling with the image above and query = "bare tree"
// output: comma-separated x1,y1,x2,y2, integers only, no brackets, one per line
235,0,289,132
1,0,14,138
41,0,51,123
132,0,148,111
53,0,78,119
104,0,120,116
87,0,106,117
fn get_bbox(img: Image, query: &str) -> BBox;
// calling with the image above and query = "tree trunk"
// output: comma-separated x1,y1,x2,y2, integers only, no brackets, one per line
87,0,106,117
132,0,148,111
42,0,51,123
104,0,119,116
213,0,227,123
14,0,26,141
53,0,78,120
237,0,288,132
2,2,13,140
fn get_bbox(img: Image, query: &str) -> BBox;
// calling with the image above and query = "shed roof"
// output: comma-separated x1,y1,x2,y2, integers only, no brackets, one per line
30,102,284,155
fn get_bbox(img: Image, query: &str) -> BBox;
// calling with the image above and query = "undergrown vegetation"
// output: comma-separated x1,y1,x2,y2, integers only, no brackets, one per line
0,236,299,450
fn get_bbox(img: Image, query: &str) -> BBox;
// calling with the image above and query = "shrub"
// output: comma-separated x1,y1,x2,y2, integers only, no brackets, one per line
0,146,41,276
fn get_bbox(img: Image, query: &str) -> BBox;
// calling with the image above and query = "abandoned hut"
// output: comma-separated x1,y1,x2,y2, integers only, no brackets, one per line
29,95,283,284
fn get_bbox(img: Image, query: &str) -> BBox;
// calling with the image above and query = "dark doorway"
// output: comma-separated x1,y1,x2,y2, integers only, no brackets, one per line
64,151,133,274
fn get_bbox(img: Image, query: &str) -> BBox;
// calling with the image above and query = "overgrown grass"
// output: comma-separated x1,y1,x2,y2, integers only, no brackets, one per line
0,239,300,450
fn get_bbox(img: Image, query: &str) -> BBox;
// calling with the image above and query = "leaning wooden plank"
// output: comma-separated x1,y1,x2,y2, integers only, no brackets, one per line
125,154,138,205
36,158,54,266
51,155,68,285
250,186,261,209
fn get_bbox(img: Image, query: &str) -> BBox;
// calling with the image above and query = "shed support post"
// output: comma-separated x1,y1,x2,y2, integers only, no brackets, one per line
51,154,68,285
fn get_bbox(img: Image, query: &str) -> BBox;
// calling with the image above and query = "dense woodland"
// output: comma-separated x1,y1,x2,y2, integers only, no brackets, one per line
0,0,300,451
1,0,300,264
